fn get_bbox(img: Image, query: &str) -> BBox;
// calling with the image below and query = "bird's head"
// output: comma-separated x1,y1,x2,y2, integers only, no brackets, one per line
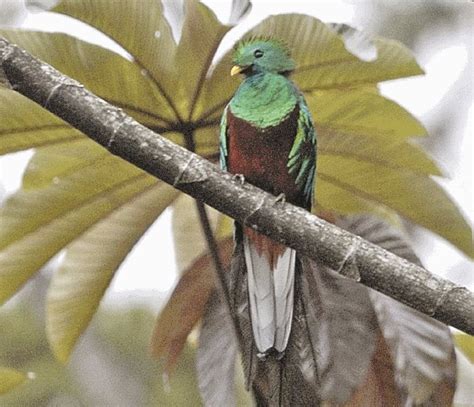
231,38,295,77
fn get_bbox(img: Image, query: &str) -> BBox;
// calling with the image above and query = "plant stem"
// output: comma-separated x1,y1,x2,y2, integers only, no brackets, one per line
183,128,245,349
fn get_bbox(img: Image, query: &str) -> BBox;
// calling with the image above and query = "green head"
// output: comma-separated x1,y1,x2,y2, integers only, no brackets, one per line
231,38,295,76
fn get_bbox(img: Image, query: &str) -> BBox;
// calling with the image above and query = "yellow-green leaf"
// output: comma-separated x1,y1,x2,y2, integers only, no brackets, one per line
175,0,232,120
244,14,423,91
317,156,473,257
319,132,441,176
198,15,424,126
196,50,237,124
47,182,179,363
21,139,108,190
0,89,81,154
316,177,375,215
311,89,427,139
53,0,178,120
455,334,474,363
0,29,172,126
0,143,156,304
0,367,26,395
171,194,220,274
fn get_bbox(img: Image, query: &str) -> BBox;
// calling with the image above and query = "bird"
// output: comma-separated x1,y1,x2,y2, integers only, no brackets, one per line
220,38,317,358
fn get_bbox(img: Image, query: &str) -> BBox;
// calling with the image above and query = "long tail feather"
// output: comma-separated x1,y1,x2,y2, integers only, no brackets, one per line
243,232,296,356
274,248,296,352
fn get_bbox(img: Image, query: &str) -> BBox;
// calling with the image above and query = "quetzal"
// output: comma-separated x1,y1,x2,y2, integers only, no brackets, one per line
220,39,317,358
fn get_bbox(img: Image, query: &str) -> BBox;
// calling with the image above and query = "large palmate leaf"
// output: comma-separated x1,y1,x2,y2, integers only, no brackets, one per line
311,89,428,141
301,260,379,404
173,0,233,120
0,367,26,395
320,156,472,255
0,0,471,373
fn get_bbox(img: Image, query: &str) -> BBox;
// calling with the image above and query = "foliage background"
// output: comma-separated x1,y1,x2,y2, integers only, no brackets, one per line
0,0,472,405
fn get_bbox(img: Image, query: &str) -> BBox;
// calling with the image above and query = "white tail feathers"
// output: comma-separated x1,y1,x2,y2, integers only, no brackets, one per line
243,234,296,355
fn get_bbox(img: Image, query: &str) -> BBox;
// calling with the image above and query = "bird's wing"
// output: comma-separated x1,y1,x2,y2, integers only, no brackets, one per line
287,96,317,209
219,104,229,171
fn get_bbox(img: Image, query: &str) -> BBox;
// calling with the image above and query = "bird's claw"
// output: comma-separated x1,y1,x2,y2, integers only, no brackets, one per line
273,193,286,204
256,349,285,361
257,351,269,361
232,173,245,185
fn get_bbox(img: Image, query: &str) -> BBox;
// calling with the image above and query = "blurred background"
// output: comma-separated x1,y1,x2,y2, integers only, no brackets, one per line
0,0,472,405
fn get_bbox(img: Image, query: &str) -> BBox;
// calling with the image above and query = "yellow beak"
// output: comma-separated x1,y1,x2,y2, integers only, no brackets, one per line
230,65,246,76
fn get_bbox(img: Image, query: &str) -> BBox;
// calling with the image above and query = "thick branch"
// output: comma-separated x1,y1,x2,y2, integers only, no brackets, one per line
1,38,473,335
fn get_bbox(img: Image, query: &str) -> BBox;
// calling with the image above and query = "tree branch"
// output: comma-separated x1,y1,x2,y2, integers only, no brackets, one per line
1,37,473,335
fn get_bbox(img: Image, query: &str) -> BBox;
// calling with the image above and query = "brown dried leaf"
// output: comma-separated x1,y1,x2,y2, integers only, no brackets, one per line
340,330,401,407
196,291,238,407
337,214,456,406
150,238,233,373
302,259,378,404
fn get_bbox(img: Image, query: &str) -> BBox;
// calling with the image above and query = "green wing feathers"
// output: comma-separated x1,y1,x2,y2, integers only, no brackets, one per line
288,97,317,209
219,105,229,171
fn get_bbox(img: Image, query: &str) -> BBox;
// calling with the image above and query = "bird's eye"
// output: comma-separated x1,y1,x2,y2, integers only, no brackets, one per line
254,49,264,58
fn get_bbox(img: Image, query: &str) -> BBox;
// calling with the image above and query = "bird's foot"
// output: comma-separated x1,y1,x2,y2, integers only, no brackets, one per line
232,173,245,185
256,351,269,361
256,348,285,361
273,193,286,204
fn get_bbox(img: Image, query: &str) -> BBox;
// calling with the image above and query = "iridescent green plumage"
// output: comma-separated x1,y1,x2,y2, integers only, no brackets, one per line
219,38,317,356
220,39,316,207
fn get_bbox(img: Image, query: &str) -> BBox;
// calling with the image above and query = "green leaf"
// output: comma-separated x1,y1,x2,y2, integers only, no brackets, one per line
0,367,26,395
0,89,80,154
0,29,172,126
171,194,220,274
0,142,156,304
319,132,441,176
195,50,237,124
53,0,179,120
203,10,423,122
311,89,427,140
47,182,179,363
455,334,474,363
243,14,423,90
316,176,375,215
317,156,473,257
21,139,108,189
175,1,232,120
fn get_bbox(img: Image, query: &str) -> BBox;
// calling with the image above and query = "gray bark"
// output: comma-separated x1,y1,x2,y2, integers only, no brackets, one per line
0,37,473,335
